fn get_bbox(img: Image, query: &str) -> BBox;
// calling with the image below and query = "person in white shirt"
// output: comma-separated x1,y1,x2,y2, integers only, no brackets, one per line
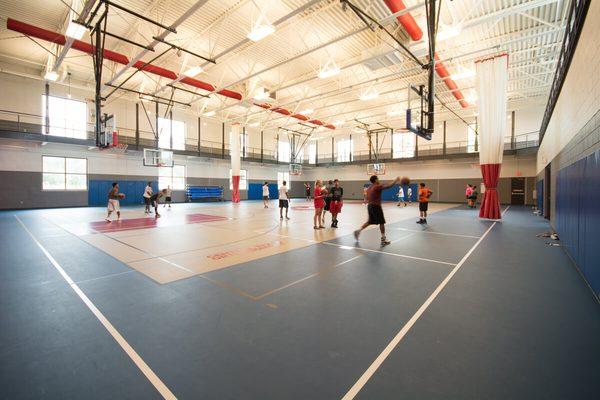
397,186,406,207
164,185,172,208
262,181,270,208
278,181,290,220
407,186,413,204
143,182,153,214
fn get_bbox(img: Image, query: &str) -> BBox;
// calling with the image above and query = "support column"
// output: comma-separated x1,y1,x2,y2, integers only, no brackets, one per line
511,110,516,150
442,120,446,156
155,101,159,149
230,124,241,203
415,136,419,159
45,83,50,136
349,134,353,162
260,130,264,163
221,122,225,159
169,110,173,149
331,137,334,164
197,117,201,155
135,103,140,147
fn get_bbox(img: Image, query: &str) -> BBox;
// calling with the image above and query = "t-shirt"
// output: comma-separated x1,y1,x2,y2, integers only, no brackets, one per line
331,186,344,201
165,188,172,197
419,187,432,202
262,184,269,196
398,187,404,197
325,184,333,198
465,187,473,197
108,187,119,199
144,185,153,198
278,185,288,200
366,184,383,206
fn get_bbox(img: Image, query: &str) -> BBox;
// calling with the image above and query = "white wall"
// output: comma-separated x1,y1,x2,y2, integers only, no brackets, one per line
537,0,600,173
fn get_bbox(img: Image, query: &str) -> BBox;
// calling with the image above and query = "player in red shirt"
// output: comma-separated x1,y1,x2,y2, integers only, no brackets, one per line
354,175,400,246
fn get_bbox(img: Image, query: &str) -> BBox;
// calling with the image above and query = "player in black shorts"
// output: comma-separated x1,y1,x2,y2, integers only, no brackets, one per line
354,175,400,246
323,180,333,225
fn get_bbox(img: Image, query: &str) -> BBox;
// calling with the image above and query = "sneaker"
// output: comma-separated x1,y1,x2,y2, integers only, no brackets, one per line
353,230,360,241
381,238,391,246
416,219,424,224
105,218,111,223
423,219,427,224
285,216,290,220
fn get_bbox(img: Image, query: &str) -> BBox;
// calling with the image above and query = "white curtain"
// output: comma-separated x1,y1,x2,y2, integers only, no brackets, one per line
475,55,508,164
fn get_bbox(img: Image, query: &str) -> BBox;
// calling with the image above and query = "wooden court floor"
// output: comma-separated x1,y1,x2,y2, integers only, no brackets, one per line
1,202,599,399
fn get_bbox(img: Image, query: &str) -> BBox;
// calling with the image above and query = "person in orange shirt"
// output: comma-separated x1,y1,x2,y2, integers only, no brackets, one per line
417,182,433,224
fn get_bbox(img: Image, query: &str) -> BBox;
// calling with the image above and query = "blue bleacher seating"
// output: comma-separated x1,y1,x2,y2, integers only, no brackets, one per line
186,185,224,202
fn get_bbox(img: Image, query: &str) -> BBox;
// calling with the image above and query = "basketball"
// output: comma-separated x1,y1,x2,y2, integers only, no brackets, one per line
400,176,410,186
118,193,125,199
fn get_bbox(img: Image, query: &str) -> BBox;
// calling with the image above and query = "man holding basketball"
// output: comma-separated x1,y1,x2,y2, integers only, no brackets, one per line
105,182,123,222
354,175,401,246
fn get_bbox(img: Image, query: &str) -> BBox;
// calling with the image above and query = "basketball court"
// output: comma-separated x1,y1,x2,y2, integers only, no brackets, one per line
1,0,600,398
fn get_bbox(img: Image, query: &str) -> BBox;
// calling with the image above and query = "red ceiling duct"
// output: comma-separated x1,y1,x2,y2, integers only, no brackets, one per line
382,2,468,108
6,18,332,127
308,119,324,126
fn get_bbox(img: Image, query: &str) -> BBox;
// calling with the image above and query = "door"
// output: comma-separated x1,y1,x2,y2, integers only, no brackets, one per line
511,177,525,205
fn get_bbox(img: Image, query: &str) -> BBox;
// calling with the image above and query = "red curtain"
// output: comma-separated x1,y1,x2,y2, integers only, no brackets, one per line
479,163,501,219
231,175,241,203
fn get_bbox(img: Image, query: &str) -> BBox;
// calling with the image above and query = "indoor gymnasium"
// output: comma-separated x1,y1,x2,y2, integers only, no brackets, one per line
0,0,599,398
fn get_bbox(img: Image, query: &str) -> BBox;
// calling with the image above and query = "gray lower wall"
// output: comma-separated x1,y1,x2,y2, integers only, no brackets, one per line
0,171,87,209
290,177,535,205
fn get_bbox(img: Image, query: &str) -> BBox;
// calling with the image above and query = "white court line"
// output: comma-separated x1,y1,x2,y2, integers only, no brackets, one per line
340,206,510,400
392,228,481,239
320,241,456,267
15,215,177,400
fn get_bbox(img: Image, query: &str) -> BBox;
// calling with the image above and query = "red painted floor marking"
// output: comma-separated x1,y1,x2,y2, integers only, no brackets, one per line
89,213,227,233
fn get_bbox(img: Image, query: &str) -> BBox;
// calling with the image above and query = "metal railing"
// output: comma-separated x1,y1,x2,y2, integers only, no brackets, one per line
539,0,591,143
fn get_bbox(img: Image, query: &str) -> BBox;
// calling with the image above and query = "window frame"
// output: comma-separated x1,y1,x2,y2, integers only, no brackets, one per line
336,137,353,162
158,117,186,150
41,155,88,191
158,164,186,190
277,171,291,190
42,94,88,139
392,132,415,159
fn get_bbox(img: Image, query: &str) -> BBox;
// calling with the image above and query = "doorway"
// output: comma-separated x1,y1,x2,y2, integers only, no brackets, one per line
511,177,525,205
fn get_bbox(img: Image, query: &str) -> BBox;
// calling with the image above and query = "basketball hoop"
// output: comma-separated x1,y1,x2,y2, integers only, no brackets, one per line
289,163,302,176
366,163,386,175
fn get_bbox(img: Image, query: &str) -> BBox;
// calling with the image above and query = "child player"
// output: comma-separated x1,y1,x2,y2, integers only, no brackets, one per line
417,182,433,224
329,179,343,228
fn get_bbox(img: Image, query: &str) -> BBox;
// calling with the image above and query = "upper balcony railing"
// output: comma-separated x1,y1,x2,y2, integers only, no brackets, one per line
0,108,538,165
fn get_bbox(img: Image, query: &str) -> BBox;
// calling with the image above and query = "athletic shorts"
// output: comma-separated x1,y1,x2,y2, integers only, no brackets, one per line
108,199,120,212
419,201,429,212
329,200,343,213
367,204,385,225
144,197,151,205
279,199,289,208
324,197,332,211
263,195,269,200
314,199,325,209
165,196,171,202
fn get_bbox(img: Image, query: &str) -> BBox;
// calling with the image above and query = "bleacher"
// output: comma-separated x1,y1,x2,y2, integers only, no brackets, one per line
186,185,224,202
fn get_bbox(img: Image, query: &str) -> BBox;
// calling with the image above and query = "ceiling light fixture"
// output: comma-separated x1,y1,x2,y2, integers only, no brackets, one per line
184,66,203,77
253,87,269,100
318,65,340,79
204,111,215,117
44,70,58,81
247,23,275,42
300,108,314,115
451,68,476,80
65,20,86,40
436,24,462,41
332,119,345,126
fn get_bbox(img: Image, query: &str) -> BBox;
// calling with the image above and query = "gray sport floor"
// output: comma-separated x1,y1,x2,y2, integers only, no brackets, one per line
1,204,599,399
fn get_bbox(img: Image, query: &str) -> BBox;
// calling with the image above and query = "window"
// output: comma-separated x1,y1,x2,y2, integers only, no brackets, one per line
158,118,186,150
42,156,87,190
467,124,477,153
308,143,317,164
278,171,290,190
278,140,290,162
336,138,353,162
229,169,248,190
229,131,248,155
392,132,415,158
42,95,87,139
159,165,185,190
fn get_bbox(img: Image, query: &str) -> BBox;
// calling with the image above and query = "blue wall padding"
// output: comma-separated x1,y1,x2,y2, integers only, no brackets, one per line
536,180,543,213
382,184,418,201
88,180,157,206
248,183,279,200
555,149,600,295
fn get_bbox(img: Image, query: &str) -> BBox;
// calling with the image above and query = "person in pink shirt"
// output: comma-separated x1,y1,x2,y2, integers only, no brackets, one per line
313,180,326,230
465,184,473,207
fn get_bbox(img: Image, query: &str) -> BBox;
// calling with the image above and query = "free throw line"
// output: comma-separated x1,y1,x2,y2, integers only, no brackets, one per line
15,215,177,400
340,206,509,400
